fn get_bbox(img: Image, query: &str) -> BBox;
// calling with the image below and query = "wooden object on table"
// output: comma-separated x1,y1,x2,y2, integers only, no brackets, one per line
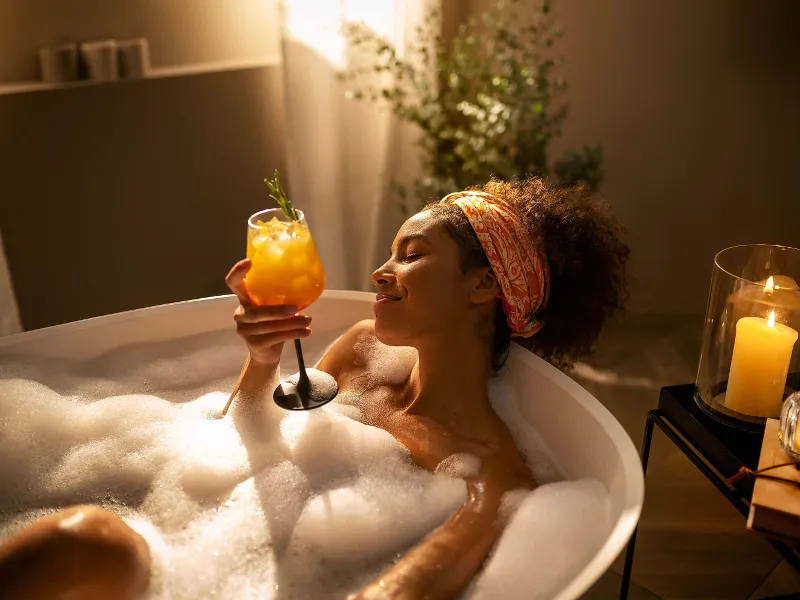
747,418,800,543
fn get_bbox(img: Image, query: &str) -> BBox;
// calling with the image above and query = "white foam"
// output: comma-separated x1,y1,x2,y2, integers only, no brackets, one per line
435,453,482,479
496,487,531,526
468,479,611,600
0,332,610,599
0,354,465,599
488,375,563,484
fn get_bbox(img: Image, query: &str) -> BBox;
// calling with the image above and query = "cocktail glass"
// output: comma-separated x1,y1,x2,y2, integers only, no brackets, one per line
245,208,338,410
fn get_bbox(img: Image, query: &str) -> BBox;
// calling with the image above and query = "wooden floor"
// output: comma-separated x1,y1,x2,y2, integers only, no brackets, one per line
570,313,800,600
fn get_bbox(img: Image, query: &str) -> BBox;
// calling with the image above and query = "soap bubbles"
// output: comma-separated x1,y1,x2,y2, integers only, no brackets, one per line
0,329,609,599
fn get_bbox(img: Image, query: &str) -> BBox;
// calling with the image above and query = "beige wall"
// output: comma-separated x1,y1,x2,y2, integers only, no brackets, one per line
0,65,287,330
0,2,286,330
0,0,280,84
461,0,800,313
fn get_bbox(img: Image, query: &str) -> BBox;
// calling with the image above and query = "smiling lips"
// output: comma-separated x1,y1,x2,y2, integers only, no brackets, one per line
376,293,401,302
374,293,401,314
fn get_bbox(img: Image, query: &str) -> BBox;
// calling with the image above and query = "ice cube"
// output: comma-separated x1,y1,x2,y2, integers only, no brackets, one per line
265,245,285,262
250,235,269,250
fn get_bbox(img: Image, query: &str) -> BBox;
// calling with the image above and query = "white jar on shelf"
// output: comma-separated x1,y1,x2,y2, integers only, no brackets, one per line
80,39,119,81
118,38,150,79
38,43,79,83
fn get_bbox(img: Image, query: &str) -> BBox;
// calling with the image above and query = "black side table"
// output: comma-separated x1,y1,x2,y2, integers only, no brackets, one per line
620,384,800,600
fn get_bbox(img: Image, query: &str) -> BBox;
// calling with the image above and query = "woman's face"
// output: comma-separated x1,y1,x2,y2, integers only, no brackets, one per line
371,210,492,347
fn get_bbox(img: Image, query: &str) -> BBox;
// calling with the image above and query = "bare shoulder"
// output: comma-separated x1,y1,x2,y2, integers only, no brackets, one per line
465,420,537,499
316,319,416,386
479,445,536,491
459,446,536,520
315,319,378,379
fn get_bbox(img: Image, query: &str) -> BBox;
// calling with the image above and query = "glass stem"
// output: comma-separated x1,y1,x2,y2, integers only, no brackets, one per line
294,339,310,389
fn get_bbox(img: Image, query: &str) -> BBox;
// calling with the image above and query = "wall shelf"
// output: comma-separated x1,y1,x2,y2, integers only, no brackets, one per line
0,57,280,97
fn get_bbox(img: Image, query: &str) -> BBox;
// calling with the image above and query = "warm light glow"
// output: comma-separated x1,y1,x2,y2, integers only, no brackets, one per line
765,276,775,295
768,310,776,328
280,412,310,451
283,0,394,70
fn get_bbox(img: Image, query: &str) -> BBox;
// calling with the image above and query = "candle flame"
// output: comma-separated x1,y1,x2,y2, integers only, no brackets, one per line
765,276,775,295
768,310,776,327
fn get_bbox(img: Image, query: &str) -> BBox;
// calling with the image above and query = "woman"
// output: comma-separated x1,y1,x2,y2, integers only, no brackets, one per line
225,178,629,599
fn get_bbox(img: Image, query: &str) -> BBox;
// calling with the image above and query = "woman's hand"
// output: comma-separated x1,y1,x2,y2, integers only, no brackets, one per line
225,259,312,366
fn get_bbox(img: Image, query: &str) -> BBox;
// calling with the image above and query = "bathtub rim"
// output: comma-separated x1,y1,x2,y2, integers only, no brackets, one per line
505,341,644,599
0,290,644,598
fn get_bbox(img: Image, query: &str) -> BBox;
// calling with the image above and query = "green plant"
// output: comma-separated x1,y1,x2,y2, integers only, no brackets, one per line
341,0,603,212
264,170,300,221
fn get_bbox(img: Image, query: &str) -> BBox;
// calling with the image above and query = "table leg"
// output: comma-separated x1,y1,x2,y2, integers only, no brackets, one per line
619,411,656,600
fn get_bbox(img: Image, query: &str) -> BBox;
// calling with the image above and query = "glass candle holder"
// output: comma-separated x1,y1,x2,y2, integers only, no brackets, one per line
696,244,800,429
780,392,800,460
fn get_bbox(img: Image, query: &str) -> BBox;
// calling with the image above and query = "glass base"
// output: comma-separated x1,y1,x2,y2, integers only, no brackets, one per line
273,368,338,411
694,387,767,432
781,436,800,461
779,392,800,460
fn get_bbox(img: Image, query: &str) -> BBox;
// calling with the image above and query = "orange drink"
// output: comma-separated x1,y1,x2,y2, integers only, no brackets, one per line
222,171,337,416
244,208,325,308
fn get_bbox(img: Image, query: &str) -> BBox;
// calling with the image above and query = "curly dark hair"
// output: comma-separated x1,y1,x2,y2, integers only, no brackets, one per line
423,178,630,371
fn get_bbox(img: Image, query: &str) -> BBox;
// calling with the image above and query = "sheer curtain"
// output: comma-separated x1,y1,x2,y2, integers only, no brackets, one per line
0,231,21,335
281,0,430,291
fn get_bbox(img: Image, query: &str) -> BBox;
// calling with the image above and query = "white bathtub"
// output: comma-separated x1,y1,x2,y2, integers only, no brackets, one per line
0,291,643,599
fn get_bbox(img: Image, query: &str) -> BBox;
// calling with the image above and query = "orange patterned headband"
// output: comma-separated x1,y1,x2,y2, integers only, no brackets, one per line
442,190,550,338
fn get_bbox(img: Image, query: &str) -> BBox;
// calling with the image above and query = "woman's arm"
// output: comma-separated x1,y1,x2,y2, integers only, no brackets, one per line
222,259,313,413
356,454,533,600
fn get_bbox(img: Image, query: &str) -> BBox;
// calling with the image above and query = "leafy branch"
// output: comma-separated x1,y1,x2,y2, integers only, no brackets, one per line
264,170,300,221
341,0,603,211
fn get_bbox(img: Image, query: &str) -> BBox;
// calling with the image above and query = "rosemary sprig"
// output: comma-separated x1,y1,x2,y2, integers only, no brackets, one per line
264,170,300,221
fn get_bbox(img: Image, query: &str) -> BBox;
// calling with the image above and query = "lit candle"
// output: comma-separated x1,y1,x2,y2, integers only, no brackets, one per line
725,310,798,417
729,275,800,333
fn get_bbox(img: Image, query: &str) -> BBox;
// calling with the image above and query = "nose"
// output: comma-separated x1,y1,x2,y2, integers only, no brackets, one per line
371,260,396,289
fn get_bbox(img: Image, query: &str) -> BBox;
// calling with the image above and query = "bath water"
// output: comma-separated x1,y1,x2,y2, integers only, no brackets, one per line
0,330,610,599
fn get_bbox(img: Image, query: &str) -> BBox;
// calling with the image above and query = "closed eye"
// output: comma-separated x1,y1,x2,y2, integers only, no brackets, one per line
403,253,423,263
